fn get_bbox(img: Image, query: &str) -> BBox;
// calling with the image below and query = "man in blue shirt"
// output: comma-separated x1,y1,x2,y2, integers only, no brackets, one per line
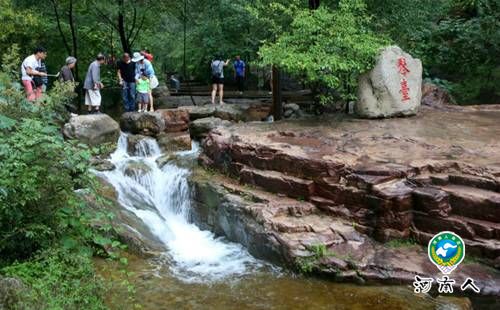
233,55,246,94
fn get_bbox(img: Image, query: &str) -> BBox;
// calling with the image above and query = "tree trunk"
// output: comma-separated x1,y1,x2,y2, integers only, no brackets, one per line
309,0,320,10
117,0,130,53
69,0,79,80
50,0,71,55
272,65,282,120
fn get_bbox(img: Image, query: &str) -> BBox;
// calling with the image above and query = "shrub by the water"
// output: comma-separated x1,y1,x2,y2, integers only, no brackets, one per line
0,47,118,309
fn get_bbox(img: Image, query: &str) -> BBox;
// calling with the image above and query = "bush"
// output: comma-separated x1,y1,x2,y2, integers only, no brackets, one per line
0,46,121,309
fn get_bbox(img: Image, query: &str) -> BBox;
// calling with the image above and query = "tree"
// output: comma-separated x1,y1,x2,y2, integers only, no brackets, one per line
259,0,387,102
49,0,79,79
91,0,156,53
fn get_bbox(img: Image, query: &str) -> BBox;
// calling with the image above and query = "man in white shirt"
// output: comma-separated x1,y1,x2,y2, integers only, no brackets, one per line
21,47,48,101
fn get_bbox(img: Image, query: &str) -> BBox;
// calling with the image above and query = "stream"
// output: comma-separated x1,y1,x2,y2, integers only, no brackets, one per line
94,133,472,309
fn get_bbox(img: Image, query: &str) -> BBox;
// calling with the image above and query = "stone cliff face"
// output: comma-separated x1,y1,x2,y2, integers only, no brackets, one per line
194,105,500,295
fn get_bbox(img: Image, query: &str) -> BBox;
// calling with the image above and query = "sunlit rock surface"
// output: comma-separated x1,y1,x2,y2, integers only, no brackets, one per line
196,104,500,296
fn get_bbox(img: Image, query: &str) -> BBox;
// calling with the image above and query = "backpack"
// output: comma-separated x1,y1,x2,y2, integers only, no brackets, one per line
31,66,46,87
211,60,223,78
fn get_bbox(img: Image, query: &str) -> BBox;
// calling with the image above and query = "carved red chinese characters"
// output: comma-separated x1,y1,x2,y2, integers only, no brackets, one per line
397,57,411,102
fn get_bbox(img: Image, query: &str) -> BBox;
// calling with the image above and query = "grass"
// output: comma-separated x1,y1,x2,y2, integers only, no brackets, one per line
386,238,418,248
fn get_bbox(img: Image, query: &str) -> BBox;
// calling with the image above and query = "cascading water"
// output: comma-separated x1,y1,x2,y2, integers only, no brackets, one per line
97,133,264,282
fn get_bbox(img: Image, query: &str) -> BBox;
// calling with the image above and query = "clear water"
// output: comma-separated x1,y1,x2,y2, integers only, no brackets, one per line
98,133,266,283
95,133,485,309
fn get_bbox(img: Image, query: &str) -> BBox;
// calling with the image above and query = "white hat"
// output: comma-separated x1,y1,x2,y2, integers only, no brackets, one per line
132,52,144,62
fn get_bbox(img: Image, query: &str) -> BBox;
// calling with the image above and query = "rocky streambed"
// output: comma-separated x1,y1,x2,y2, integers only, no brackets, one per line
61,100,500,308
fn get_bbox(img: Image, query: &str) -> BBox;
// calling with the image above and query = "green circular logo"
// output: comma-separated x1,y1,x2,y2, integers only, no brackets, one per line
428,231,465,274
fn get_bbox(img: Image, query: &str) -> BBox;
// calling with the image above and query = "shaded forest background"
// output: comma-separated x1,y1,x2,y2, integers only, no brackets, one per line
1,0,498,103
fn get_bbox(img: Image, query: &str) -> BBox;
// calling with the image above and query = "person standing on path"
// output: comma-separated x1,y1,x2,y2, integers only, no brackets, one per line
132,52,158,112
117,53,137,112
233,55,246,94
60,56,77,84
20,47,48,101
83,54,105,114
211,56,230,105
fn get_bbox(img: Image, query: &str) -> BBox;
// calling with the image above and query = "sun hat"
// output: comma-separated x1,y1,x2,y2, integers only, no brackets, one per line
132,52,145,62
66,56,77,65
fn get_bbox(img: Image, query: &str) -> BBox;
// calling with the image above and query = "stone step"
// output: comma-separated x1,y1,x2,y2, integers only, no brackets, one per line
441,184,500,223
239,167,315,199
448,174,500,193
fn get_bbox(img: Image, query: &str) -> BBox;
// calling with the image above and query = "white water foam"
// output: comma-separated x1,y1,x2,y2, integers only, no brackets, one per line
98,133,263,282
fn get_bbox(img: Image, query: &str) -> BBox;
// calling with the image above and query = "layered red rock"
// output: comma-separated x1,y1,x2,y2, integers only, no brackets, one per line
200,106,500,263
156,109,190,132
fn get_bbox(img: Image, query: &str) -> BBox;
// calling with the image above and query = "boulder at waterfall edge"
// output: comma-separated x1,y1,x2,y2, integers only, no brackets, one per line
356,46,423,118
189,117,231,140
156,109,190,132
157,132,192,153
63,114,120,146
120,112,165,136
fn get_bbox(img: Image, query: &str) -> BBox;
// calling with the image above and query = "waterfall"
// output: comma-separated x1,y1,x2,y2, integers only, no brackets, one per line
97,133,262,282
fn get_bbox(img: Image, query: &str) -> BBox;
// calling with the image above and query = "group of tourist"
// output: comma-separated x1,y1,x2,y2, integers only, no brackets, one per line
210,55,246,105
116,51,158,113
21,46,247,112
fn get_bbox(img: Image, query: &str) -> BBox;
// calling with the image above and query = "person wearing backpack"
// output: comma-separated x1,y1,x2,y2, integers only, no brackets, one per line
20,47,48,101
211,56,230,105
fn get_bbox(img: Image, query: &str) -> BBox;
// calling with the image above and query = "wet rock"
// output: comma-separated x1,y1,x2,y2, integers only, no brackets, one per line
124,161,153,178
240,167,315,199
412,187,451,217
90,158,116,171
0,276,26,309
156,109,190,133
120,112,165,136
83,177,166,256
189,117,231,140
180,105,216,120
156,154,173,168
156,132,191,153
127,134,149,155
356,46,422,118
421,82,455,108
284,103,300,112
214,103,271,122
63,114,120,146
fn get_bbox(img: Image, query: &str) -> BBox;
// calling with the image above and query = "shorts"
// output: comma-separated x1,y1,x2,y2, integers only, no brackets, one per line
138,92,150,103
149,76,159,89
211,75,224,85
85,89,101,106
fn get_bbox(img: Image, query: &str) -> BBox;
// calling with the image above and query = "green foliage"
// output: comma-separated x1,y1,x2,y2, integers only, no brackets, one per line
367,0,500,104
0,47,125,309
296,243,333,274
2,248,107,310
259,0,388,101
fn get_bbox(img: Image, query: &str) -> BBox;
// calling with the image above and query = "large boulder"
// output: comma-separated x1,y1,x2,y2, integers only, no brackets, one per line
356,46,422,118
189,117,231,140
120,112,165,136
421,82,455,108
156,109,190,132
152,86,171,108
0,276,26,309
63,114,120,146
156,132,192,153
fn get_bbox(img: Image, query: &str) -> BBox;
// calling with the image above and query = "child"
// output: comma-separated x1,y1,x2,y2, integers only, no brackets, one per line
136,74,151,112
